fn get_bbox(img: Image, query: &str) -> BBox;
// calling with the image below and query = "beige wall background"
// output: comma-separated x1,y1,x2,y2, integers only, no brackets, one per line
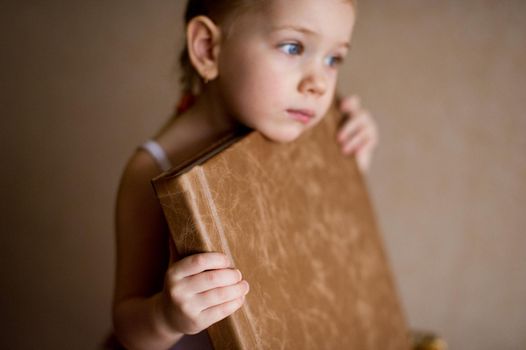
1,1,524,349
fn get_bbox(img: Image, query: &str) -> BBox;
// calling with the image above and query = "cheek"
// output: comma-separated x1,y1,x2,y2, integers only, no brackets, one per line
220,56,289,113
243,53,286,90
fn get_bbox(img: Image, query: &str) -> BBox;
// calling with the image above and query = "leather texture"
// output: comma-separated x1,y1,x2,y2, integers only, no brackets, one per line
153,105,410,349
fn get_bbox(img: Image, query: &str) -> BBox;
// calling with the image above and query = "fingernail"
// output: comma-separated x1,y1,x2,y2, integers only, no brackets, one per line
244,281,250,294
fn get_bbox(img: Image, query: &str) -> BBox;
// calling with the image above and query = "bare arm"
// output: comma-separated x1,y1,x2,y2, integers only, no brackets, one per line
112,150,249,350
113,151,183,349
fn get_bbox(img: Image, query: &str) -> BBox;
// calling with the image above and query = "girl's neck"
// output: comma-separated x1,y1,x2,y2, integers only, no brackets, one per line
155,85,245,167
191,85,240,135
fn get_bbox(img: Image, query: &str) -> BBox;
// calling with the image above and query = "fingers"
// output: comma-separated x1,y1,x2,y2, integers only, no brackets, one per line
337,109,371,143
338,109,377,151
342,129,371,155
337,95,369,141
184,268,243,294
169,252,233,281
337,94,379,173
356,146,373,174
161,252,249,335
195,279,250,311
198,295,247,329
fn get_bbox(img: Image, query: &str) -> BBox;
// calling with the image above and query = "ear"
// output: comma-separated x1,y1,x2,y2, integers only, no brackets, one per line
186,16,222,83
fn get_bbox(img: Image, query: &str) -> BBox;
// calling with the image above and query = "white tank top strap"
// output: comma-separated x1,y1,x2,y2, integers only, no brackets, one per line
139,139,172,172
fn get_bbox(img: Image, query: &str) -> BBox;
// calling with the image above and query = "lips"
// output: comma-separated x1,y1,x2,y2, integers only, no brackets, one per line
286,108,315,124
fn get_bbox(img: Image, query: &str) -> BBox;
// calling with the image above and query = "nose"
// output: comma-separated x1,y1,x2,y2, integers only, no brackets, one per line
298,65,328,97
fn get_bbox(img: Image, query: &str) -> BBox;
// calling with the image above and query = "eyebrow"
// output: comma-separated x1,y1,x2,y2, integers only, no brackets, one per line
272,24,316,35
271,25,350,49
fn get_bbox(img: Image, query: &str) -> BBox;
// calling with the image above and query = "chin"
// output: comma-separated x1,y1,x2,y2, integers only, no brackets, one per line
259,128,303,143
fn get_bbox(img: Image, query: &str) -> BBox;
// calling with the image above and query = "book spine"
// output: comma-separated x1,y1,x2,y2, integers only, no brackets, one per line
153,169,248,350
154,173,211,257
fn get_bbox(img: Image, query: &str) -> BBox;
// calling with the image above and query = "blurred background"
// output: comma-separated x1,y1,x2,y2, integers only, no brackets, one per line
1,1,524,349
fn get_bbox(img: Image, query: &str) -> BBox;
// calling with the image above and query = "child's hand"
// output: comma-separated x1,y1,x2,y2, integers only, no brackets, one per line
336,95,379,174
160,252,249,335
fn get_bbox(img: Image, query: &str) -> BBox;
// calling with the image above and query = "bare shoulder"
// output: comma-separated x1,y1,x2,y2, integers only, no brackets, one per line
114,148,170,300
119,147,160,192
116,147,167,235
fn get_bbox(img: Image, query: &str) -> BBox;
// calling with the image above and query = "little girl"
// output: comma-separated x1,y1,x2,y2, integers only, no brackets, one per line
112,0,378,349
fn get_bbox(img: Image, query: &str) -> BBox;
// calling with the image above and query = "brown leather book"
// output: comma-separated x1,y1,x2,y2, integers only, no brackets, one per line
152,105,410,349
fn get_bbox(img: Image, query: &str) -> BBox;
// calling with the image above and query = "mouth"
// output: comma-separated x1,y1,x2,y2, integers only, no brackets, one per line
286,108,315,124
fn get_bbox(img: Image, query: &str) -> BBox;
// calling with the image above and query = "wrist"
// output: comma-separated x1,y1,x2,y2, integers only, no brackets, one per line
152,292,184,340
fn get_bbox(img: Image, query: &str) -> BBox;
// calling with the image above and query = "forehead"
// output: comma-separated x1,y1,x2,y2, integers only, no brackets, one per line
236,0,355,42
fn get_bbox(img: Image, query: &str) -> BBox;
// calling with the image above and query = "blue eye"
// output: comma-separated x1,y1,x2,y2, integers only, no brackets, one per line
279,42,303,56
325,55,343,68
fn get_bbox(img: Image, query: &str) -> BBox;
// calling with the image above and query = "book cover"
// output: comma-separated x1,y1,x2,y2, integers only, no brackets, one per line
152,106,410,349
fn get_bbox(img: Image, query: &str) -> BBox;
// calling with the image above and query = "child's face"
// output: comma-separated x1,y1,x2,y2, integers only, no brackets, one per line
215,0,355,142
